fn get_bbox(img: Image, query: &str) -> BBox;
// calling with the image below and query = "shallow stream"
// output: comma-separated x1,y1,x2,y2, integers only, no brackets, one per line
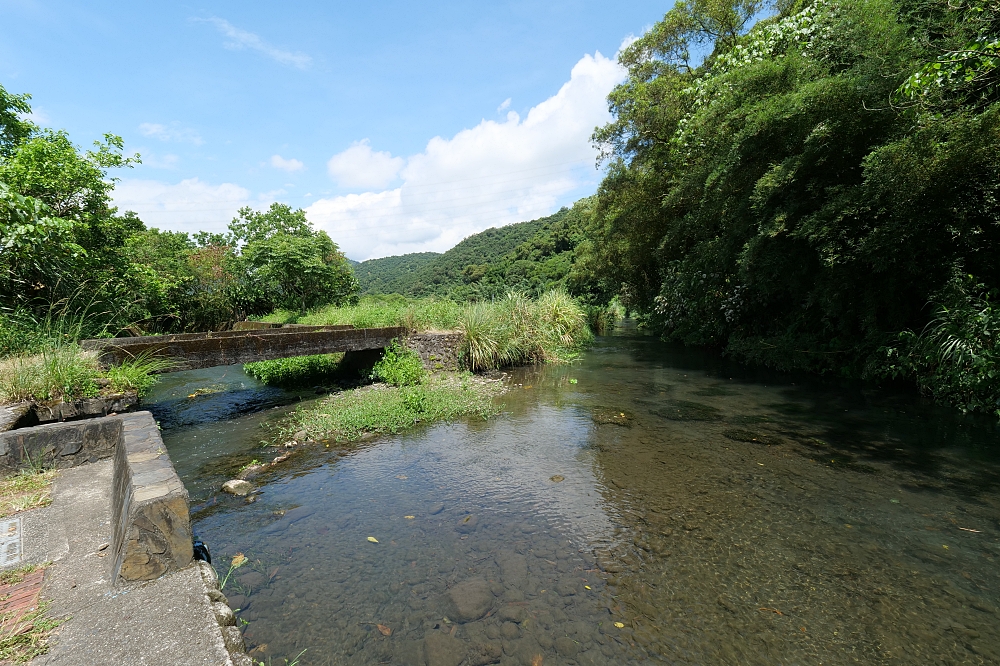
146,332,1000,665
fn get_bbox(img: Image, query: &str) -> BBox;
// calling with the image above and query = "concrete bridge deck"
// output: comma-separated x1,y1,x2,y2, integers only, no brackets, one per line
81,325,408,372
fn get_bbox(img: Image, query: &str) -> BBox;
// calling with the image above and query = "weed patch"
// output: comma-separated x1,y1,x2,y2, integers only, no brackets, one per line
0,470,56,519
244,354,344,386
370,342,425,387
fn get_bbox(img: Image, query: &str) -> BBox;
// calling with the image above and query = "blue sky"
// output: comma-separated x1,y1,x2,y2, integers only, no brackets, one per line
0,1,665,259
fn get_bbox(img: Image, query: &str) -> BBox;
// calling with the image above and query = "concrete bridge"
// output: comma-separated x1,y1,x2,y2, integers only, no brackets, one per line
81,323,408,372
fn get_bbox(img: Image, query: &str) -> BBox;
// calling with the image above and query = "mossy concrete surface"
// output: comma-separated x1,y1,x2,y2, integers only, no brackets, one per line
82,326,407,372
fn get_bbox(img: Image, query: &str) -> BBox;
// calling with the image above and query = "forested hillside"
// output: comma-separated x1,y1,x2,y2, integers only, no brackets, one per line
356,202,594,300
355,252,439,294
581,0,1000,414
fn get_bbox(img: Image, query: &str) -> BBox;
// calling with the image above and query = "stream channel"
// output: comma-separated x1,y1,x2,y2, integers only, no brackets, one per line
144,330,1000,665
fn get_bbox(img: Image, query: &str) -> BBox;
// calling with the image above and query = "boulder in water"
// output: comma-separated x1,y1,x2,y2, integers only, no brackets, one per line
222,479,253,496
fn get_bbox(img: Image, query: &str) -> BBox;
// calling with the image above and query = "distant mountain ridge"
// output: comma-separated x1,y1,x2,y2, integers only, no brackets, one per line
353,201,592,300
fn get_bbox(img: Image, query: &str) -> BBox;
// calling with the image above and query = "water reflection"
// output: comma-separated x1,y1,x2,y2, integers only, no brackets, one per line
150,333,1000,665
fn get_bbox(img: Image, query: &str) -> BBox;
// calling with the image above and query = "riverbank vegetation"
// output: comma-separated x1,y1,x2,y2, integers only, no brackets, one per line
6,0,1000,417
282,371,503,444
0,346,166,403
574,0,1000,415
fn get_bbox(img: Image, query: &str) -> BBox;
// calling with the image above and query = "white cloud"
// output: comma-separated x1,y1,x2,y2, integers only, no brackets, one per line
307,47,626,260
326,140,404,189
270,154,304,172
139,122,203,145
197,17,311,69
141,152,180,169
112,178,253,234
497,98,511,113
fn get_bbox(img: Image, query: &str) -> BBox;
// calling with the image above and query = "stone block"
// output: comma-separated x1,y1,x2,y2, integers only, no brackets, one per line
112,412,193,585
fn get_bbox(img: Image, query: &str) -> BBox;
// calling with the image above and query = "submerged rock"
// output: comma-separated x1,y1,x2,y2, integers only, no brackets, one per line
456,514,479,533
424,632,465,666
447,579,494,622
222,479,253,496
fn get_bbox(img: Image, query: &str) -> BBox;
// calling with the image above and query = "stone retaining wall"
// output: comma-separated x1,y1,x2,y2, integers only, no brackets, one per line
405,332,465,371
111,411,193,585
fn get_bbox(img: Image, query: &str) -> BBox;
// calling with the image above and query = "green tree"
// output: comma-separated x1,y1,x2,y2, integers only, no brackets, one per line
228,203,358,314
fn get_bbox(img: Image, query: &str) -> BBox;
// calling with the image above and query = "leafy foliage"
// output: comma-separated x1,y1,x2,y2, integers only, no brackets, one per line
371,341,426,386
354,252,440,295
874,275,1000,415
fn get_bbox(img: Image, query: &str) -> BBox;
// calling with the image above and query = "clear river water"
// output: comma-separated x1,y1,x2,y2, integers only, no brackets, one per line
145,331,1000,666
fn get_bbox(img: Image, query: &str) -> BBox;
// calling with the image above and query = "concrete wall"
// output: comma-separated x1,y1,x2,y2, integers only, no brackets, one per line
405,332,465,371
111,412,193,585
0,416,123,473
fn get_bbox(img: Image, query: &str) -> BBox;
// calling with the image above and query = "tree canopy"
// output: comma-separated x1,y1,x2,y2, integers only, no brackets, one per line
0,86,358,350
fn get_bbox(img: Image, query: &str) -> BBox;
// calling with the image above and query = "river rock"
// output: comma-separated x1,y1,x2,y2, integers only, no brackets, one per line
500,621,519,639
447,579,494,622
212,601,236,626
226,594,248,610
496,551,527,588
498,604,526,623
555,636,579,657
222,479,253,496
456,514,479,533
429,503,445,515
467,640,502,666
424,632,465,666
238,571,266,588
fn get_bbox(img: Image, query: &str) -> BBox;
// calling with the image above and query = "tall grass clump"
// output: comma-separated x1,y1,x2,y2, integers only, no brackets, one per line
259,290,592,373
104,352,175,397
0,346,100,402
459,290,592,371
244,354,344,386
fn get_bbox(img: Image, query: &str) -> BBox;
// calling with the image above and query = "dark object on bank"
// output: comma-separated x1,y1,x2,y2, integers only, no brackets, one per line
193,538,212,564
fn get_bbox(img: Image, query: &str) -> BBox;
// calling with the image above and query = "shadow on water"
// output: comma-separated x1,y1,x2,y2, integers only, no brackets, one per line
146,333,1000,665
